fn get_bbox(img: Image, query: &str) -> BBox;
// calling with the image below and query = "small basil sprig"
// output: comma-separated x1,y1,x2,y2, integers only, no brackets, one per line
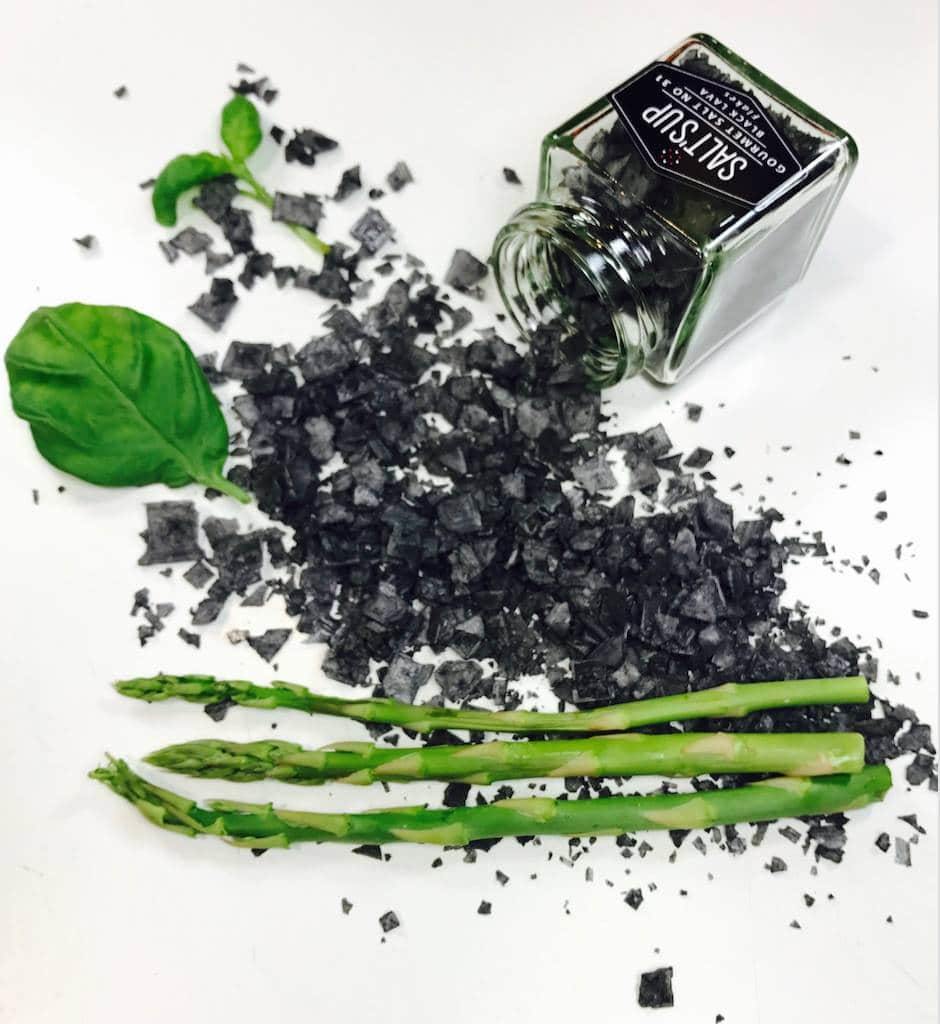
5,303,250,503
152,94,329,256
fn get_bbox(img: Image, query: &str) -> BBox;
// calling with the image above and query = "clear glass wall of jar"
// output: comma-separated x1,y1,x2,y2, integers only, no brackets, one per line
493,33,858,390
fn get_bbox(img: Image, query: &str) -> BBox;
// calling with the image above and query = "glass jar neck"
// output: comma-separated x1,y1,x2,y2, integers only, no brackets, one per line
492,197,663,389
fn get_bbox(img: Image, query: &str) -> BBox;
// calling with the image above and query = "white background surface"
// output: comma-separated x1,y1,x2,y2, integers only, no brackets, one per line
0,1,937,1021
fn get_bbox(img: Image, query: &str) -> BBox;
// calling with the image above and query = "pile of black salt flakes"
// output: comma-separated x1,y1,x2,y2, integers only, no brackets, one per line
126,72,935,992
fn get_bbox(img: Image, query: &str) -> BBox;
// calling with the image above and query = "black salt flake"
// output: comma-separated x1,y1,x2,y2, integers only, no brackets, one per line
204,697,235,723
205,250,234,275
445,249,488,293
170,227,212,255
352,844,383,860
247,628,290,663
378,911,400,933
350,208,395,254
625,888,643,910
178,628,201,648
333,165,361,201
383,655,433,704
138,502,203,565
638,967,674,1009
386,161,414,192
194,176,239,223
221,341,271,380
285,127,337,165
684,447,713,469
443,782,471,808
272,192,323,232
189,278,238,331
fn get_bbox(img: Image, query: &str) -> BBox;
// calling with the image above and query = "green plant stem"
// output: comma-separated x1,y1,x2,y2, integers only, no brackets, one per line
115,673,871,735
232,163,330,256
146,731,865,786
202,470,251,503
91,758,891,848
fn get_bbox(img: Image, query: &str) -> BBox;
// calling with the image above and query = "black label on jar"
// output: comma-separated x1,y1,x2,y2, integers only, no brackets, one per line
610,62,802,207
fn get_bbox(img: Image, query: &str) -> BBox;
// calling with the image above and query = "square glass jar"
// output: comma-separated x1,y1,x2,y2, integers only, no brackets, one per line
493,33,858,389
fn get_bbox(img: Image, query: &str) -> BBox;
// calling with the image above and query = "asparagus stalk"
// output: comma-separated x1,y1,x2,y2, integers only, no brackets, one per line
91,758,891,848
116,673,870,735
146,732,865,786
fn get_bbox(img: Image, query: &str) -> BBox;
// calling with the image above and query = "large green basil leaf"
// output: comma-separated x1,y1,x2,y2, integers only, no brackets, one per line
5,303,249,502
220,95,262,162
152,152,232,226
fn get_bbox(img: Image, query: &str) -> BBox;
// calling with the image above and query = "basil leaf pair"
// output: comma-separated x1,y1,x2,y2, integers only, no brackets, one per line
152,95,262,227
5,303,249,503
147,93,329,257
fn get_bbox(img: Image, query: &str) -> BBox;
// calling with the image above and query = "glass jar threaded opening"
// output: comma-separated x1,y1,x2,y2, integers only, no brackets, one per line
492,201,656,389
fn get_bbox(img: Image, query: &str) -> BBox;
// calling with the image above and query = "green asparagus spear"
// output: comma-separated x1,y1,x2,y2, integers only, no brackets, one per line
146,731,865,786
116,673,870,735
91,758,891,848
